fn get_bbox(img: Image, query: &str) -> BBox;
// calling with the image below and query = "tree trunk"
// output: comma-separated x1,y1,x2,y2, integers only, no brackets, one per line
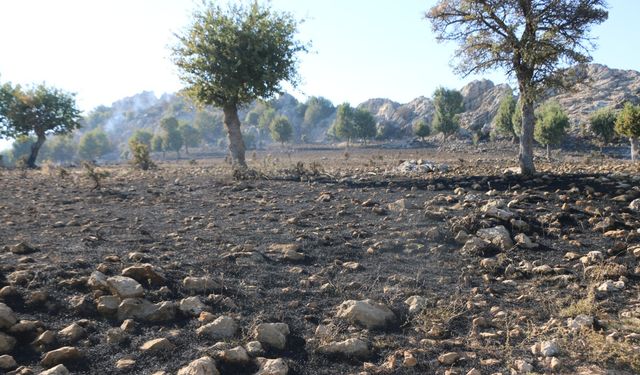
26,133,46,168
185,145,189,155
546,144,550,160
631,137,638,162
518,99,536,176
223,103,247,168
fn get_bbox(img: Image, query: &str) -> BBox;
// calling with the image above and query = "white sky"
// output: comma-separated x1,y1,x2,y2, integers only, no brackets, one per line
0,0,638,150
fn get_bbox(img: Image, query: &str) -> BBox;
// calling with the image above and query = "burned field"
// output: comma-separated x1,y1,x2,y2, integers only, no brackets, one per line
0,147,639,375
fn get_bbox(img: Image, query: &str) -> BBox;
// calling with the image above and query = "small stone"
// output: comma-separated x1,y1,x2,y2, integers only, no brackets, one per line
629,198,640,212
0,332,16,354
438,352,460,365
106,276,144,298
180,296,208,316
120,319,135,332
9,242,38,255
0,303,17,330
597,280,624,292
221,346,249,364
531,340,559,357
41,346,81,367
466,369,481,375
461,237,492,255
404,296,427,315
0,354,17,370
256,357,288,375
115,358,136,369
57,323,86,344
245,341,264,357
177,356,219,375
317,338,370,359
336,299,396,329
567,315,594,331
40,364,70,375
476,226,513,250
121,264,166,286
106,328,127,345
402,350,417,367
514,233,537,248
32,330,57,352
140,338,175,353
514,359,533,372
96,295,120,316
196,316,237,339
255,323,289,350
183,276,220,293
87,271,110,291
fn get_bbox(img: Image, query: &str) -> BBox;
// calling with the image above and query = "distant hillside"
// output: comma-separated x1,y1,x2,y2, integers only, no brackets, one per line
3,63,638,166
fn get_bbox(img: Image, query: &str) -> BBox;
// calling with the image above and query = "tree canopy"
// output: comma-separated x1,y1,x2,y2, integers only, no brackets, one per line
269,116,293,145
78,129,112,160
615,102,640,161
427,0,608,174
589,107,617,149
172,1,307,168
431,87,463,136
534,101,569,158
0,82,81,167
413,119,431,141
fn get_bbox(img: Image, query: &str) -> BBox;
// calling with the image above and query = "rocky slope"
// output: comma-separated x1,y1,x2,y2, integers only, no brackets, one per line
359,64,640,136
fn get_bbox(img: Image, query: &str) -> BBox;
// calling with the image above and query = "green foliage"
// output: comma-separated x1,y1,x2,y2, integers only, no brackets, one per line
84,105,113,130
427,0,608,175
194,110,223,143
129,141,156,170
303,96,335,129
493,93,517,138
258,108,277,130
244,111,260,127
353,108,376,142
128,129,153,148
78,129,113,160
589,107,617,146
172,1,307,108
0,82,81,167
242,131,257,150
534,101,569,150
432,87,463,136
333,103,356,144
150,134,164,153
332,104,376,145
614,103,640,139
269,116,293,144
615,102,640,161
160,117,183,158
179,123,200,153
413,119,431,140
10,135,36,165
41,135,77,163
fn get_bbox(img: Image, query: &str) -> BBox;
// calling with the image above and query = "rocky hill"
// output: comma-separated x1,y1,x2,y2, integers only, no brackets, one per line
552,64,640,124
361,64,640,137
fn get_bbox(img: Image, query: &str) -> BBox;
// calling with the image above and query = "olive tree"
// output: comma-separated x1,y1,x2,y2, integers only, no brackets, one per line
172,1,307,169
427,0,608,175
160,117,183,160
589,107,617,152
269,116,293,145
413,119,431,141
534,101,569,159
432,87,464,136
614,103,640,161
0,82,81,168
493,93,517,140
